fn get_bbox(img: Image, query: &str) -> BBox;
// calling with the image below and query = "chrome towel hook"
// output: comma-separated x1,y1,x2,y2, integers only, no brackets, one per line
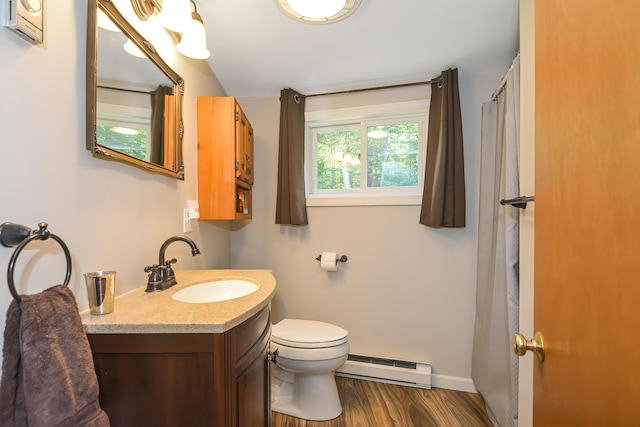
0,222,72,302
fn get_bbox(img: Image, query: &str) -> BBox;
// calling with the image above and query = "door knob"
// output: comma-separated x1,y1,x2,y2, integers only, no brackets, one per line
512,331,545,362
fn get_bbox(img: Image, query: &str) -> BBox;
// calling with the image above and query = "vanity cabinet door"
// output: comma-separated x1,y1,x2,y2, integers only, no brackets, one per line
236,331,270,427
87,334,221,426
231,306,271,427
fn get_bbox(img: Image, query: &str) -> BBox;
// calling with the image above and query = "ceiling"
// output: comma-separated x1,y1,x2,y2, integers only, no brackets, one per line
196,0,520,98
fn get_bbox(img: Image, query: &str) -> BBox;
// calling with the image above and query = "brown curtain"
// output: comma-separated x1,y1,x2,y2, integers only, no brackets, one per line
419,68,466,227
275,88,308,225
149,85,172,165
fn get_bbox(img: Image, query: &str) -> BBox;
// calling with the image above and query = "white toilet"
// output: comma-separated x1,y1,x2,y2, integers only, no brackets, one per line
270,318,349,421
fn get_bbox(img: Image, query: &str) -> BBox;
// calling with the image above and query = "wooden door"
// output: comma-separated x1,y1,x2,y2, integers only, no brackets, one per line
533,0,640,425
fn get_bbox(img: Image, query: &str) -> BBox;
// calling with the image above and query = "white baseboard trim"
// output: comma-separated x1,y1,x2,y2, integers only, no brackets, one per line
430,374,477,393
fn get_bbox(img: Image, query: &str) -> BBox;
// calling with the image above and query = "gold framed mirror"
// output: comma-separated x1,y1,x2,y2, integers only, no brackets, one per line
86,0,184,179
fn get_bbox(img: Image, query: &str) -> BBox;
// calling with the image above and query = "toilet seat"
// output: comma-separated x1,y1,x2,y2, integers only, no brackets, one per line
272,319,348,349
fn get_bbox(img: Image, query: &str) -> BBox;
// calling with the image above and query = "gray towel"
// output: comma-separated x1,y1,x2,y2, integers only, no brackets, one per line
0,285,110,427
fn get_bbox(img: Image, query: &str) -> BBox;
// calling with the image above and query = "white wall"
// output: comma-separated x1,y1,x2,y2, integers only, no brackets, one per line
232,69,509,390
0,0,230,372
0,0,516,392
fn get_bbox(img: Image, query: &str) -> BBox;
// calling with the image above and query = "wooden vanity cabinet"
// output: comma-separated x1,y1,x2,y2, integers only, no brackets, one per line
87,306,271,427
197,97,254,220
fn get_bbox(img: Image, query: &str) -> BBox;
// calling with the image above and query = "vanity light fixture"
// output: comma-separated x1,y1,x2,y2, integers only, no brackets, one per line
176,2,210,59
275,0,362,24
156,0,192,33
129,0,210,59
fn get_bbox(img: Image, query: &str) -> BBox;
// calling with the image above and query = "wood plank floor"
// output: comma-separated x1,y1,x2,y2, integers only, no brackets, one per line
271,376,494,427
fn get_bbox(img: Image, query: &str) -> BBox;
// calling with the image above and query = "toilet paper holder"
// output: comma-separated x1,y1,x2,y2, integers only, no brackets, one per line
315,254,348,263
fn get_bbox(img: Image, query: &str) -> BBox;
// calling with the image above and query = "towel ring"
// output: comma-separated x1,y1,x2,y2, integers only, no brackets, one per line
1,222,72,302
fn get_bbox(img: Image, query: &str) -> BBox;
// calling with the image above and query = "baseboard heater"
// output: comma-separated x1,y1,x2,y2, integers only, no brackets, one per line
336,354,431,389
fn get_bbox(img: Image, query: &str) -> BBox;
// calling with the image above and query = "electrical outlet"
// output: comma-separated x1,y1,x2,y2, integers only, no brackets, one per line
183,209,193,233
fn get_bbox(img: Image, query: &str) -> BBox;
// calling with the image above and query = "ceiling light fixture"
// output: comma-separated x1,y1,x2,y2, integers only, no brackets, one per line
288,0,345,18
129,0,210,59
275,0,362,24
110,127,140,135
367,130,389,139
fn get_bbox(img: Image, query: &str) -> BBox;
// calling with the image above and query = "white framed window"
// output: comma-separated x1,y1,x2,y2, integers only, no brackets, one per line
96,103,152,161
306,100,428,206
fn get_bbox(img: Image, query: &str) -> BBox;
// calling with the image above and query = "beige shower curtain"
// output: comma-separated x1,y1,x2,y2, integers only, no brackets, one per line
472,55,520,427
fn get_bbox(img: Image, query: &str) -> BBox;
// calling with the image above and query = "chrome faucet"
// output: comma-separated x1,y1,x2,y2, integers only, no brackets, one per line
145,236,201,292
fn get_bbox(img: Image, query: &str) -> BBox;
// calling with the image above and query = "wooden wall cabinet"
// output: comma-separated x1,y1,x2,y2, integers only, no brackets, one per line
88,307,271,427
197,97,254,220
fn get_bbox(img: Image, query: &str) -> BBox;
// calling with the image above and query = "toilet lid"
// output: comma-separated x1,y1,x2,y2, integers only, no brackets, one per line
272,319,348,348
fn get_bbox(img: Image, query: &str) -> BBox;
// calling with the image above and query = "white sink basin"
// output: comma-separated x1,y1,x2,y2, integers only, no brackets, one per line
172,279,259,303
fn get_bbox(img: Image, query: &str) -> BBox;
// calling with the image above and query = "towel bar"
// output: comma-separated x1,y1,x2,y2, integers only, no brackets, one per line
0,222,72,302
500,195,535,209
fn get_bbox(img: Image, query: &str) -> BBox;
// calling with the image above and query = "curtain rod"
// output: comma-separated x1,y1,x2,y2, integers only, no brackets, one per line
98,85,152,95
302,78,443,98
491,53,520,101
490,73,509,101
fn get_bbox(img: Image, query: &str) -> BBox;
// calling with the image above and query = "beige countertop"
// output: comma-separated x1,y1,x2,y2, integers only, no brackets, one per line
81,269,275,334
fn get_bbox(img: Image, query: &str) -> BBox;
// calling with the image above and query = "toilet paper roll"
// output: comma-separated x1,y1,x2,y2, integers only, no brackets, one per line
320,252,339,272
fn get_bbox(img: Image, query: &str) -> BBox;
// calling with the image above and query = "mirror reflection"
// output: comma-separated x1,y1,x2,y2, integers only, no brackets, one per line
87,0,184,179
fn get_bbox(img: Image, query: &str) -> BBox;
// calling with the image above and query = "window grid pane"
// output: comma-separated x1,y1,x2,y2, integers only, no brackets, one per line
315,127,361,190
366,123,420,188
